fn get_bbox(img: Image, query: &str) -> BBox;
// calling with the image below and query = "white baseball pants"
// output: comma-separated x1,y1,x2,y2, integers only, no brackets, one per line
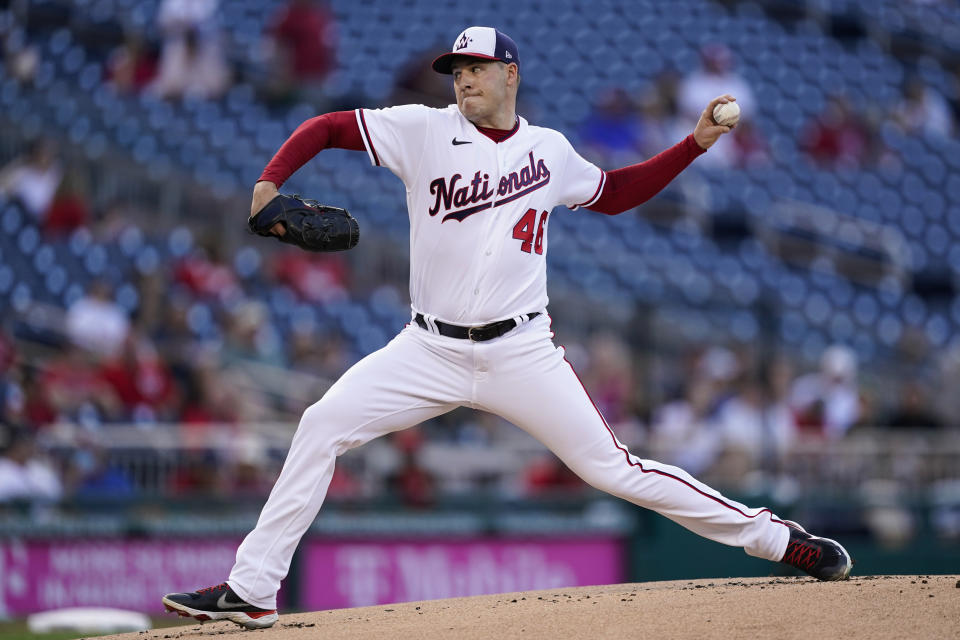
228,314,790,609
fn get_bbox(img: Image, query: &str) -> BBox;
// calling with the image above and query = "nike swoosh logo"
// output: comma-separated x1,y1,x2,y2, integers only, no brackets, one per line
452,138,472,146
217,593,251,610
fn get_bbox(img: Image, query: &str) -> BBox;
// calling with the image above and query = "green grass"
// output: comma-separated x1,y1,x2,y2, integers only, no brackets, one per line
0,617,189,640
0,623,106,640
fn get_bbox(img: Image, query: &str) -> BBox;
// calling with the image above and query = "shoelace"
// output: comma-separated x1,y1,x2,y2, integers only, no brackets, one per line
783,538,822,571
197,583,228,594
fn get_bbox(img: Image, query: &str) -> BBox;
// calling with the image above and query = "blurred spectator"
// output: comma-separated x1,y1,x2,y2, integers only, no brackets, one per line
132,269,169,338
41,170,90,237
389,47,453,108
151,0,230,100
695,345,740,410
451,409,509,448
678,44,755,166
225,433,274,496
880,382,943,430
892,76,954,139
326,464,362,499
936,341,960,428
42,345,122,425
178,358,239,426
2,27,39,84
0,137,63,219
581,333,638,427
174,237,242,303
67,446,135,499
104,32,159,94
524,454,582,495
1,363,56,429
389,448,435,508
578,88,645,165
98,331,178,423
93,200,141,242
221,301,286,369
289,326,351,379
65,280,131,359
0,428,62,503
650,377,722,475
150,292,204,395
790,345,861,439
635,73,683,156
260,0,337,106
678,45,755,120
271,250,349,304
157,0,220,37
717,358,798,472
0,329,15,377
169,448,223,495
729,120,771,168
387,430,434,508
801,95,871,168
151,27,230,100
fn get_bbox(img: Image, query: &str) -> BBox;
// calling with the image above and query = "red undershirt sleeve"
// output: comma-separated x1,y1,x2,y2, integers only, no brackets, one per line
586,134,707,215
258,111,365,188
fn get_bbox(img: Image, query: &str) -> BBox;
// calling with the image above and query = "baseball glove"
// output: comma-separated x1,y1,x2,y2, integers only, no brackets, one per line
248,194,360,252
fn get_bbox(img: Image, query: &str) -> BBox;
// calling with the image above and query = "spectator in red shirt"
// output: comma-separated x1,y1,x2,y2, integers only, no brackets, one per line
524,454,583,495
386,429,435,508
802,96,870,168
271,250,348,304
173,238,242,303
42,171,90,237
729,120,770,168
41,345,122,424
261,0,337,106
99,332,177,422
105,33,159,94
177,360,239,426
269,0,336,81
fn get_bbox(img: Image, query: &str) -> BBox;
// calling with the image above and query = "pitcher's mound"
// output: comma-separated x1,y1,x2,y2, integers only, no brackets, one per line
102,575,958,640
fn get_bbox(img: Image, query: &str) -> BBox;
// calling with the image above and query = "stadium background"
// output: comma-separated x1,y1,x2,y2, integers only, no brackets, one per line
0,0,959,623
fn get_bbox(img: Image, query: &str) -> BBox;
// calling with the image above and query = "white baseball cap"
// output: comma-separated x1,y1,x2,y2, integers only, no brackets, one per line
432,26,520,74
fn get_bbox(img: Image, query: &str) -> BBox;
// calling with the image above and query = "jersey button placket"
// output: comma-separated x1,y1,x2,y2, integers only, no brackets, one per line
469,145,500,314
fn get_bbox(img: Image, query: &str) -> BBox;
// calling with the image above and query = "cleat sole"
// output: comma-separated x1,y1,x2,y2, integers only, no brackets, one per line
161,596,278,630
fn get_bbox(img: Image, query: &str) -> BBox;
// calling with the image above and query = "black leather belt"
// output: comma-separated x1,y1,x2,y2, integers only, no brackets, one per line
414,312,540,342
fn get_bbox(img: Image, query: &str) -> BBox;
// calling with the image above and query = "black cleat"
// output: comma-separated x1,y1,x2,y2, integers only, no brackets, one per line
161,582,278,629
779,520,853,581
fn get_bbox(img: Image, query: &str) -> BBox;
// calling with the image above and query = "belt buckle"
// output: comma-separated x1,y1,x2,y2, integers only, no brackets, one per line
467,326,480,341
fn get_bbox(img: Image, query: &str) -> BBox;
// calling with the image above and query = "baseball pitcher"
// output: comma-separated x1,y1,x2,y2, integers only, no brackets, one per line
163,27,852,629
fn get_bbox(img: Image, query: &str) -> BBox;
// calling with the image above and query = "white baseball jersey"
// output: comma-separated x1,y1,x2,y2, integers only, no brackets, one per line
225,103,796,613
355,104,606,325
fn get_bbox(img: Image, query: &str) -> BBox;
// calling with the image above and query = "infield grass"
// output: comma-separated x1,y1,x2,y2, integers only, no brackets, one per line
0,616,186,640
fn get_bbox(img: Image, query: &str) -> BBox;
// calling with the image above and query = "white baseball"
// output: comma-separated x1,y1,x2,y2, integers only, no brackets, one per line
712,101,740,127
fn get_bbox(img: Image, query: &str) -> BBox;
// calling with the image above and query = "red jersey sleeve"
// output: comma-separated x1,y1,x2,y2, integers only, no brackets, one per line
586,134,706,215
258,111,365,188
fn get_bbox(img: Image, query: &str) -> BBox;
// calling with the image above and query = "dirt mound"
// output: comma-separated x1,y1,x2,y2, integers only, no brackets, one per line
101,575,958,640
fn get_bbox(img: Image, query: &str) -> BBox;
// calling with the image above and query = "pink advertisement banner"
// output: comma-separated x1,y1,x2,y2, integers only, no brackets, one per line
302,538,624,609
0,537,622,615
0,539,253,616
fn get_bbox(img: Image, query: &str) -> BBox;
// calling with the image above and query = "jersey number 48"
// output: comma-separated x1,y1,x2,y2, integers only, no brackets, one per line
513,208,549,255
